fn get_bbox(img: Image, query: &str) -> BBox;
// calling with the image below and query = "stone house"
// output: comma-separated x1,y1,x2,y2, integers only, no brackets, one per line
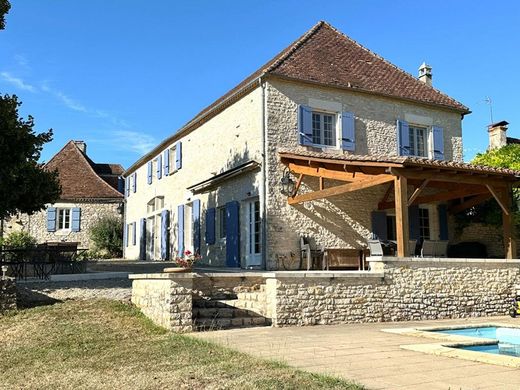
123,21,519,267
5,140,125,248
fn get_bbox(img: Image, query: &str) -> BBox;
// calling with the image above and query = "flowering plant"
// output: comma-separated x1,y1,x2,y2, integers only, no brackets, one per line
175,250,202,269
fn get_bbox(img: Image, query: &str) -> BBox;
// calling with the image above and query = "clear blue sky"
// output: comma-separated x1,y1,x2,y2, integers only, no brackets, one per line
1,1,519,168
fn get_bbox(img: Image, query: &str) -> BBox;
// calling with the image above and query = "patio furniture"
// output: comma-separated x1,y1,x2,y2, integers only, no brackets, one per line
409,239,418,257
421,240,449,258
300,237,324,270
367,239,384,259
323,248,367,270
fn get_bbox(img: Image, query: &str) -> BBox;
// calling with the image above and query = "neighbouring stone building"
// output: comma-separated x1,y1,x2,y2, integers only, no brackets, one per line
4,141,125,248
123,21,519,268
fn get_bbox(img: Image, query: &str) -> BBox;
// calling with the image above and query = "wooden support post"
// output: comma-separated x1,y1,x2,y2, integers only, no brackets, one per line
503,184,516,259
319,177,324,191
394,176,409,257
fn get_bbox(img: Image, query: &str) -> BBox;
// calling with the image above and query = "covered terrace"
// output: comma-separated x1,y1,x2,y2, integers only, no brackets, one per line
279,150,520,259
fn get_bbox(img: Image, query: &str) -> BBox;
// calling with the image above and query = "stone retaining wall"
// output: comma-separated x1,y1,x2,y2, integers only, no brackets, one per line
269,259,520,326
130,259,520,331
0,277,17,313
131,273,192,332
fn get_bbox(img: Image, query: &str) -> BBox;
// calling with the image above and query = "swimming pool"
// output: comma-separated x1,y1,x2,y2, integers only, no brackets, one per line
432,326,520,357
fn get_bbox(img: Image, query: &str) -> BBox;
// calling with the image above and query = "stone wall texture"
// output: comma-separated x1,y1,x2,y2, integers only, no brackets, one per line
269,260,520,326
124,87,263,266
264,79,463,269
0,277,17,313
131,275,193,332
7,201,122,249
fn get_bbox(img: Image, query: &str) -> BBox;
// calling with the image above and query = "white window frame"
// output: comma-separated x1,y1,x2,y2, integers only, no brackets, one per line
57,208,71,231
311,110,338,148
408,124,431,158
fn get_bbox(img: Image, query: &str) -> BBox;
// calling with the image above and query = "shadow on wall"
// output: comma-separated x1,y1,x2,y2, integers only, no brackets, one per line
282,175,378,252
199,144,260,268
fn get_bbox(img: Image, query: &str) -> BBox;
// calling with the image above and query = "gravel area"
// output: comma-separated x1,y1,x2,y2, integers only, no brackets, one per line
17,278,132,307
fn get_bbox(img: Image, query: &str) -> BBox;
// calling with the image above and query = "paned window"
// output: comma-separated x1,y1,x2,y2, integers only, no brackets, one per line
218,207,226,239
57,208,71,230
419,208,430,240
312,111,336,147
409,125,428,157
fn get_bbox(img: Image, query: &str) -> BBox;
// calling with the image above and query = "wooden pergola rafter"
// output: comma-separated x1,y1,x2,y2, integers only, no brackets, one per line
280,152,520,259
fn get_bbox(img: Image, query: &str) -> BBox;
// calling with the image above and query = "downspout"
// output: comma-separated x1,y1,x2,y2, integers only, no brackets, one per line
259,79,268,270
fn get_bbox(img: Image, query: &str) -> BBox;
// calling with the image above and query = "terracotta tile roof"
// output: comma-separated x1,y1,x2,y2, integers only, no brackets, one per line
126,20,469,175
45,141,124,200
279,149,520,178
267,21,469,113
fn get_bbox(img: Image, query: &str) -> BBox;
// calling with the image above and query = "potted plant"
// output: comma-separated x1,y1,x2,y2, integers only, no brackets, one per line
164,250,201,273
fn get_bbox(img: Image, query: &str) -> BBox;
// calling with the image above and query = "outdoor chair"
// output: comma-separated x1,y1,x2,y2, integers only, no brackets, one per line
300,237,324,271
367,239,384,259
421,240,449,258
409,239,418,257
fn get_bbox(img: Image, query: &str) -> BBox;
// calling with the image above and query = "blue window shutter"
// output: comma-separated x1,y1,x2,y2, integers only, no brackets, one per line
371,211,387,240
157,154,162,180
132,172,137,193
71,207,81,232
124,224,128,247
298,105,313,146
192,199,201,254
147,161,152,184
205,207,216,245
408,205,420,240
177,204,184,256
438,204,449,240
132,221,137,246
397,119,410,156
163,149,170,176
139,218,147,260
225,201,240,267
125,177,130,197
117,177,124,194
432,126,445,160
175,142,182,170
47,207,57,232
341,111,355,151
160,210,170,260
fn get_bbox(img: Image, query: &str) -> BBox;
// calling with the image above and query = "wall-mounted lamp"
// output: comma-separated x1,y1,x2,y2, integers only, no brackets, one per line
280,167,296,197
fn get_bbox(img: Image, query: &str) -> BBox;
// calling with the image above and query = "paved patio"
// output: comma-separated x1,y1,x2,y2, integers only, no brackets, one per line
193,316,520,390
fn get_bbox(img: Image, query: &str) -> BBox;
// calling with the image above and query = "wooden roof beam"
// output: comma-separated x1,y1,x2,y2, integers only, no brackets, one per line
389,167,509,187
288,175,394,205
449,194,492,214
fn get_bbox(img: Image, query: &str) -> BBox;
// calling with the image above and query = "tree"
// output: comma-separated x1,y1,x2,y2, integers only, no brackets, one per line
0,94,61,219
455,144,520,231
0,0,10,30
89,216,123,258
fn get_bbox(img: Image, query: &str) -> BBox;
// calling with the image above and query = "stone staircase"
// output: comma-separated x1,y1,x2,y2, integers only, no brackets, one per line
192,285,270,331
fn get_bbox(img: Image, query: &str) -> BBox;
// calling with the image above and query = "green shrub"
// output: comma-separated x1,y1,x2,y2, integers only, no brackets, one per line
1,231,37,249
89,216,123,258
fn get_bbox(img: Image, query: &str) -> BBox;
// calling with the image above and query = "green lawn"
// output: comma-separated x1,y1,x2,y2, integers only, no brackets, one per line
0,300,364,390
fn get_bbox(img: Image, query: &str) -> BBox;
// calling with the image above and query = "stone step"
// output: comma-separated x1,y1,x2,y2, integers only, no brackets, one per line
193,316,271,331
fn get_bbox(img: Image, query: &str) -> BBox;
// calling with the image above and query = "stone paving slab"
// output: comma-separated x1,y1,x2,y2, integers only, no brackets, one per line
193,316,520,389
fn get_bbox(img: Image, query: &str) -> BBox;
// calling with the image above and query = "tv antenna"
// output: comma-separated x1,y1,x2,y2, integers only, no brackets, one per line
484,96,494,124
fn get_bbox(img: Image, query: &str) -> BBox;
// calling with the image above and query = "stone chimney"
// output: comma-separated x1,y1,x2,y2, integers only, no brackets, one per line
418,62,432,86
488,121,509,150
73,140,87,154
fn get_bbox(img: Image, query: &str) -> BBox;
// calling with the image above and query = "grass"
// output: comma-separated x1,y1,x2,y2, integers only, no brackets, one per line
0,300,364,390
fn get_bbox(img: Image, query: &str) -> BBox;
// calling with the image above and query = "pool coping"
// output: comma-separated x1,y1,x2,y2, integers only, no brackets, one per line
382,322,520,368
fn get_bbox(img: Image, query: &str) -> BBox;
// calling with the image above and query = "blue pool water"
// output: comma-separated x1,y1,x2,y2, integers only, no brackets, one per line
431,327,520,357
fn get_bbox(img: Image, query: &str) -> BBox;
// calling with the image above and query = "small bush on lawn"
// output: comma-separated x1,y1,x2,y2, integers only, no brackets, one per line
0,231,37,249
89,216,123,258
